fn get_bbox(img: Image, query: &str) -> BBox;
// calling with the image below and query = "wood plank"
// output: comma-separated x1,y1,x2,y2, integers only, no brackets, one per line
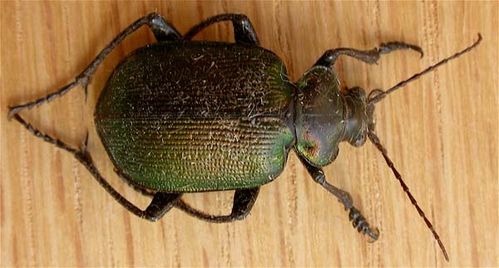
1,1,497,266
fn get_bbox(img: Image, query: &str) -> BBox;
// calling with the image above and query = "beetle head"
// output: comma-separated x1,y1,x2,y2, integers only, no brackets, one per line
342,87,369,147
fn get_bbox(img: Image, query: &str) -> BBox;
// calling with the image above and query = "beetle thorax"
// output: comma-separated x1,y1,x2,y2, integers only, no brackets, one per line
294,66,369,167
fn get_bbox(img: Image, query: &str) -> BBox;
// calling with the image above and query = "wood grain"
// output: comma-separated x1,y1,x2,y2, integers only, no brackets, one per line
1,1,497,267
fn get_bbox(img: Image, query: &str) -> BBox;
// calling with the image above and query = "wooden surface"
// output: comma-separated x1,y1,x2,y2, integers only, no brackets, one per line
1,1,497,267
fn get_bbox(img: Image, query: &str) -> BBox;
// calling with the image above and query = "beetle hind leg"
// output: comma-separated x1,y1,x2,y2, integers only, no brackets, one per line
175,188,260,223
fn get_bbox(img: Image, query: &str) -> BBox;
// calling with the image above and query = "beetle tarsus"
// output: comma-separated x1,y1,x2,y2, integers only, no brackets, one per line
349,207,379,242
378,41,424,58
314,40,423,67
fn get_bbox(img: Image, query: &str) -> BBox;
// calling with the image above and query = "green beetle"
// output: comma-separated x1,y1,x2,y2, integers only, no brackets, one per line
9,13,481,261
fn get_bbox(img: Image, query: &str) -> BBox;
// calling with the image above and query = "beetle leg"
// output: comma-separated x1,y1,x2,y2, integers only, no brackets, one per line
148,15,182,42
314,41,424,67
8,12,178,117
11,113,183,221
142,192,182,221
298,155,380,242
174,188,260,223
184,14,259,45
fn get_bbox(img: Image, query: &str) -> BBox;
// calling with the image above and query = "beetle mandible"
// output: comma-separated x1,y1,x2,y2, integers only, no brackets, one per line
9,13,481,261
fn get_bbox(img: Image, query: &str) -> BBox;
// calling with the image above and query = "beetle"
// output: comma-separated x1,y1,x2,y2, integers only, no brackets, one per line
9,13,481,261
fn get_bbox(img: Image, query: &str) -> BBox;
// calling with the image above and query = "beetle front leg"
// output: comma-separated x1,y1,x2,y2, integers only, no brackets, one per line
8,12,180,117
314,41,424,67
298,156,380,241
184,13,259,45
174,188,260,223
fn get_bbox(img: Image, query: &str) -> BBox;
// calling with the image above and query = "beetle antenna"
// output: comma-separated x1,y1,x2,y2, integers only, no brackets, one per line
368,33,482,105
364,34,482,261
367,130,449,261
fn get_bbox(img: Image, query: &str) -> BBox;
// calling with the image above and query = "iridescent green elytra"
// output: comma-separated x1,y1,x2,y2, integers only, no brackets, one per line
95,42,295,192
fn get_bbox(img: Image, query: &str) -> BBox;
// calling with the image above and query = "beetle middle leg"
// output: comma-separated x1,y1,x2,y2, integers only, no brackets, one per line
314,41,424,67
184,13,259,45
298,156,380,241
174,188,260,223
8,12,180,117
